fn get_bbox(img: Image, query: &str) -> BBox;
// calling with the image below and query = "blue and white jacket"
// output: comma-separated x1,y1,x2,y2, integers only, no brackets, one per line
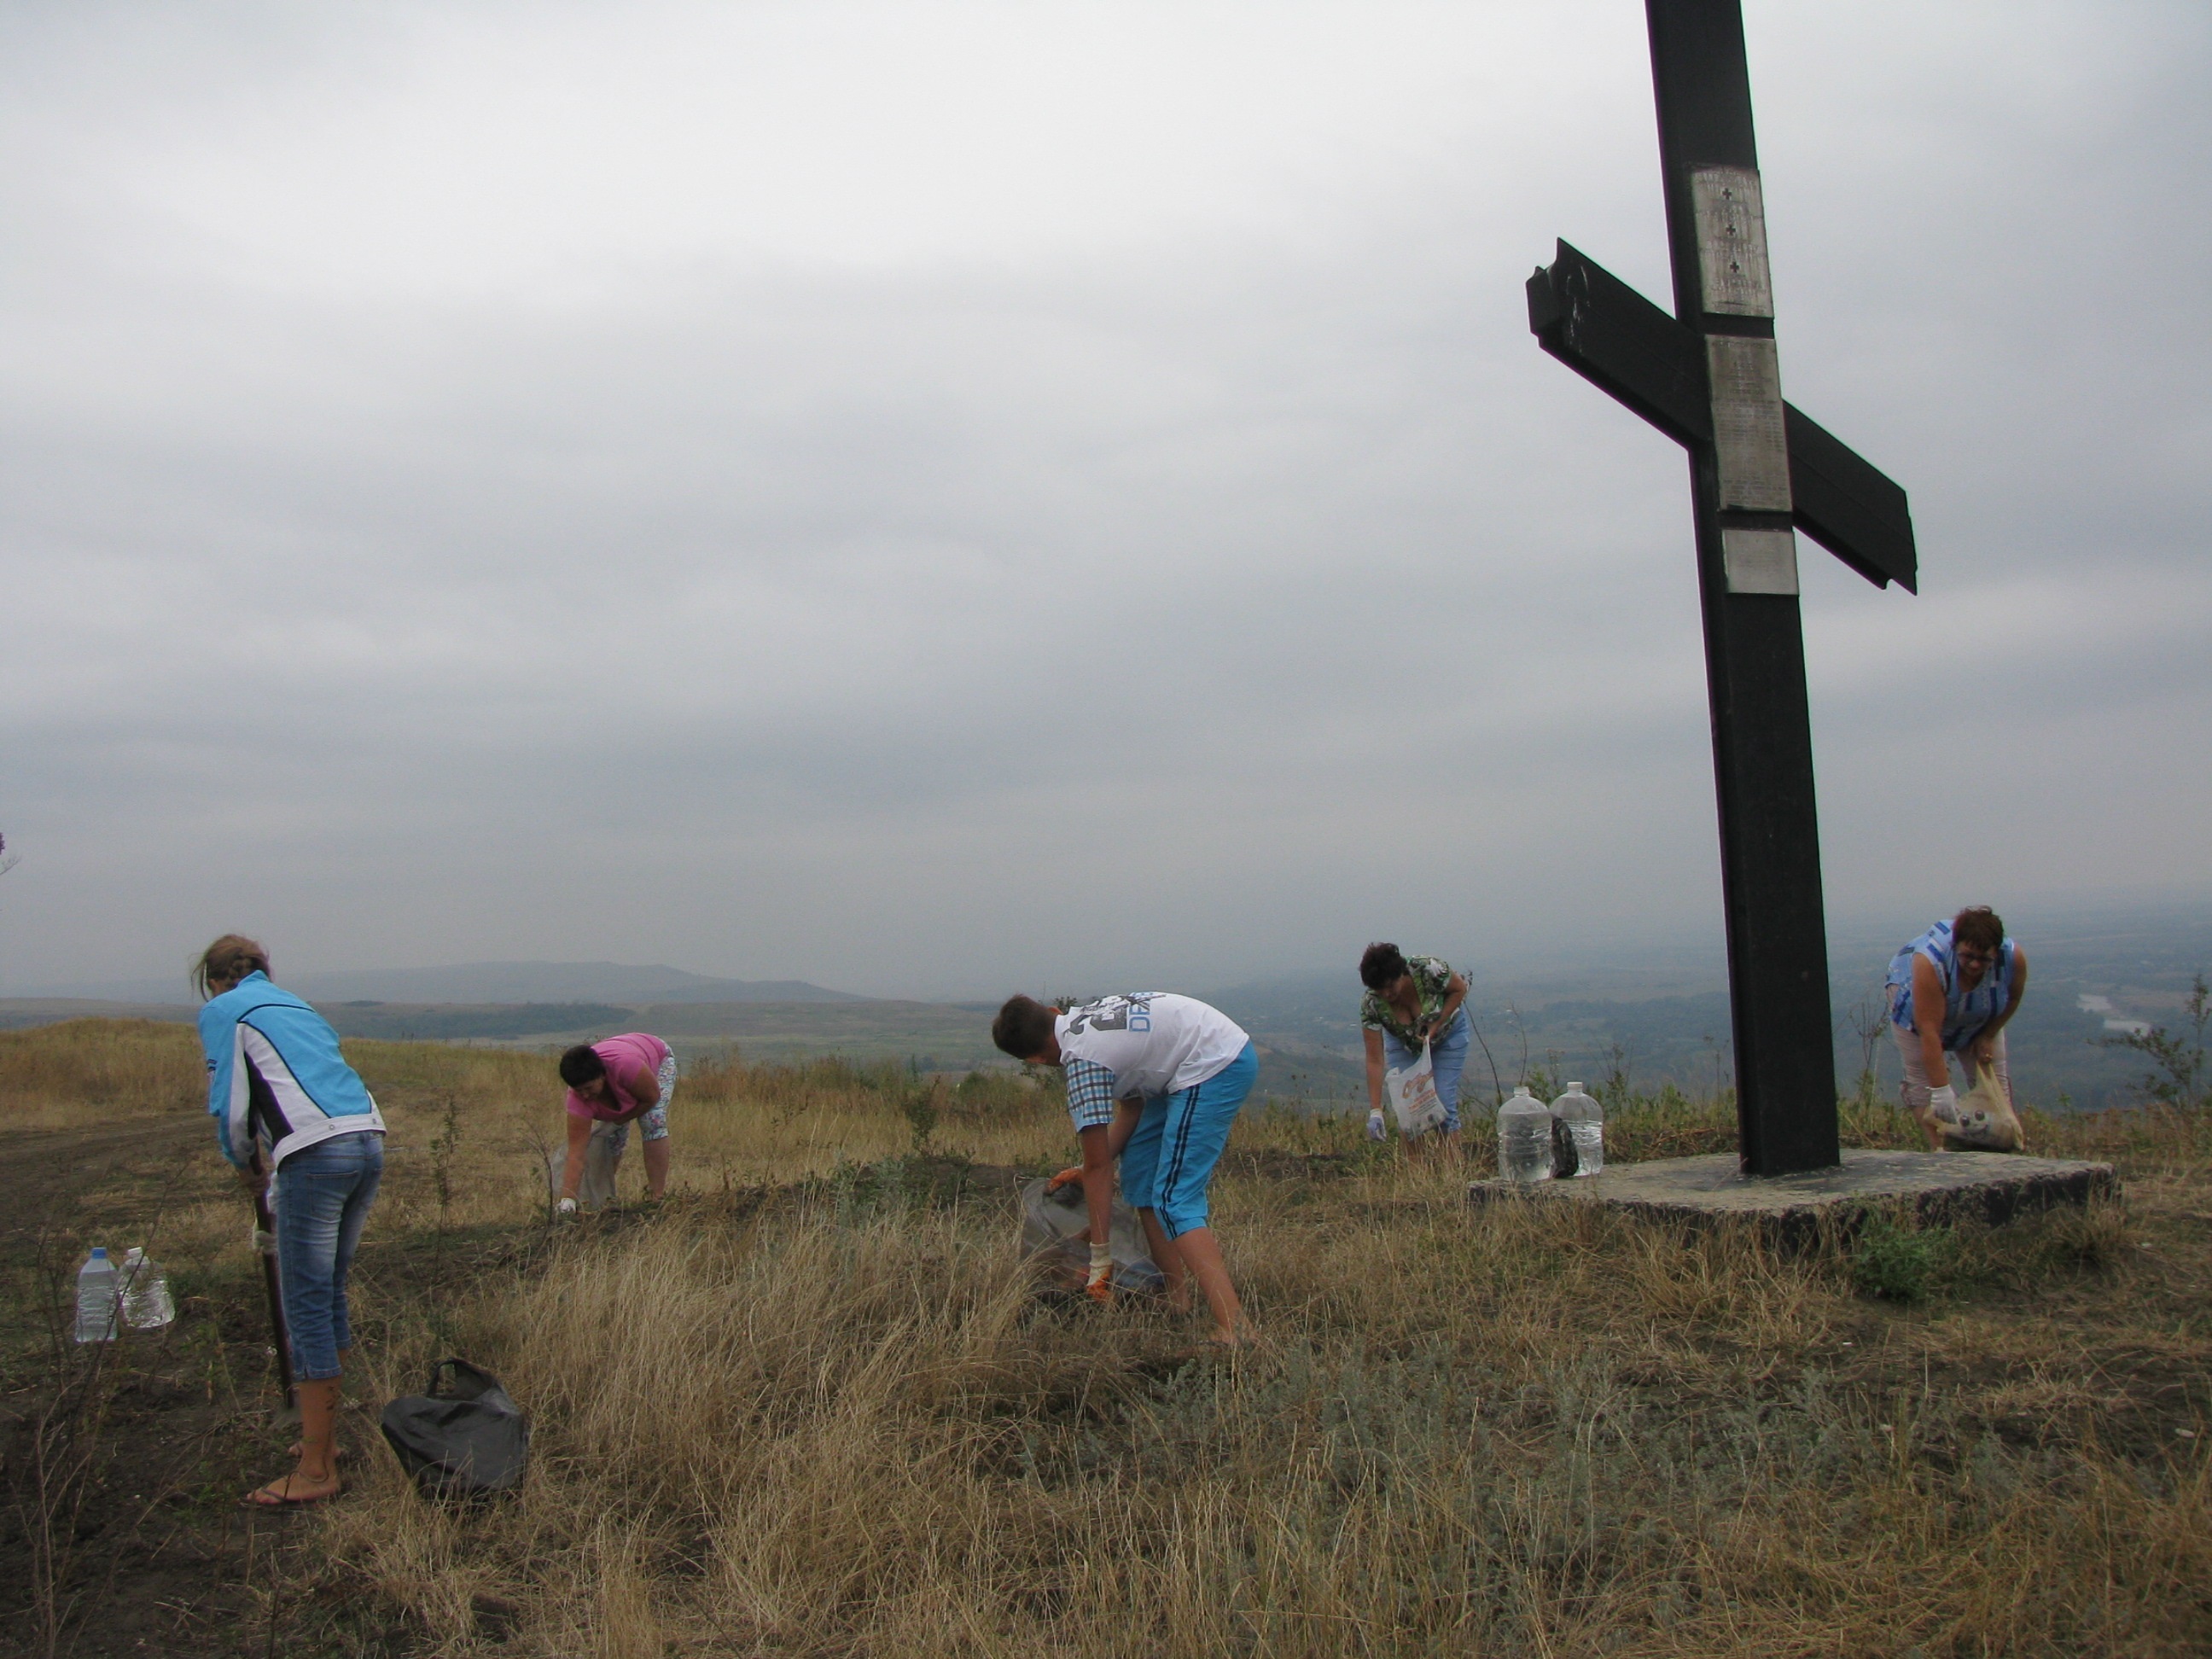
199,971,384,1168
1885,920,2017,1053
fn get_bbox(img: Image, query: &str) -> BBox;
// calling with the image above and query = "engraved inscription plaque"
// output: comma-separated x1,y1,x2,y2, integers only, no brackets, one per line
1691,166,1773,317
1705,335,1792,511
1721,527,1800,596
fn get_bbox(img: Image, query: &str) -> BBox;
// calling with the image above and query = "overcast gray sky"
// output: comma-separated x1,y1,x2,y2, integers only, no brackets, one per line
2,0,2207,1000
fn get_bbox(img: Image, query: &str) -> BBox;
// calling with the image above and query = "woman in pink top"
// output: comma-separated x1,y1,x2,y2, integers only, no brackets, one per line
556,1033,677,1211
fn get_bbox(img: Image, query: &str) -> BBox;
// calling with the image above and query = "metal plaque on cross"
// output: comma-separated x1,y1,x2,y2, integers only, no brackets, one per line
1525,0,1917,1177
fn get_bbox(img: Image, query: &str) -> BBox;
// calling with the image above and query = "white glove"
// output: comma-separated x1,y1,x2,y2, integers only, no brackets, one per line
1086,1242,1115,1302
556,1196,578,1216
1926,1085,1959,1125
251,1227,276,1257
1367,1109,1388,1142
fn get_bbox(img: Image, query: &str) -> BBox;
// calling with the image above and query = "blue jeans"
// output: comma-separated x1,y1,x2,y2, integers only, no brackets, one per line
1121,1042,1258,1238
273,1131,383,1381
1382,1010,1471,1132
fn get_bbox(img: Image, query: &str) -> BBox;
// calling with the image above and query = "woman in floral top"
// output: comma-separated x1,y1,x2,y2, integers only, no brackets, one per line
1359,943,1471,1152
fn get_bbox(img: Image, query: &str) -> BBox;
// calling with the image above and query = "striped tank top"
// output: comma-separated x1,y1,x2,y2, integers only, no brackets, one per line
1885,919,2016,1051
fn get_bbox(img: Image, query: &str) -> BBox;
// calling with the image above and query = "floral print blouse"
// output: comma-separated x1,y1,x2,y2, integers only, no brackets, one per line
1359,955,1456,1047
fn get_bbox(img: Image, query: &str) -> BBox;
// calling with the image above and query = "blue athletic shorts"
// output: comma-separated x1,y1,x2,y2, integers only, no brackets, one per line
1120,1041,1257,1239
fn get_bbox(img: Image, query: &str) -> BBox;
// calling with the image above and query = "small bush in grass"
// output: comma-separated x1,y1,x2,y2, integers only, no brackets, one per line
1850,1211,1957,1301
902,1084,940,1154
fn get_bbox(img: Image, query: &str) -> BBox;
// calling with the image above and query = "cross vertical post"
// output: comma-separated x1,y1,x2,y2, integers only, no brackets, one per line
1647,0,1837,1174
1528,1,1918,1176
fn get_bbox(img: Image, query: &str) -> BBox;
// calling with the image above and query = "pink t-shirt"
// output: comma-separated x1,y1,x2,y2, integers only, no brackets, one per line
564,1032,672,1122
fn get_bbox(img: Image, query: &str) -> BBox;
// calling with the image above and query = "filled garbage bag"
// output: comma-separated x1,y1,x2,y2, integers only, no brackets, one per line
547,1121,622,1210
1019,1176,1166,1295
1945,1066,2023,1153
380,1358,530,1496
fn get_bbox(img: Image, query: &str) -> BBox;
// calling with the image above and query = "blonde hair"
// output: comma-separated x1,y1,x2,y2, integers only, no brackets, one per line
192,934,271,1000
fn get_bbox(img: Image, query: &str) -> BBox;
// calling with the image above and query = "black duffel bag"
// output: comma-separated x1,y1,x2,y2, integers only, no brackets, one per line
379,1359,530,1497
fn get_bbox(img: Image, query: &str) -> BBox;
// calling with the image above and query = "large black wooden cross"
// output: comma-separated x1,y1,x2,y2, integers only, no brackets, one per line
1526,0,1917,1177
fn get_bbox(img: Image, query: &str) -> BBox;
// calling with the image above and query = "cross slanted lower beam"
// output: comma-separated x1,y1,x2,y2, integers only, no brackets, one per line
1525,0,1918,1177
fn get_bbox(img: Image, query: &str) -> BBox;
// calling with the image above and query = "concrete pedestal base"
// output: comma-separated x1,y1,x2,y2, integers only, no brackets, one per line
1470,1148,2116,1244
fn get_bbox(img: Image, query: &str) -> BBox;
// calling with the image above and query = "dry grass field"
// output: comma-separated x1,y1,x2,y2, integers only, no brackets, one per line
3,1017,2209,1657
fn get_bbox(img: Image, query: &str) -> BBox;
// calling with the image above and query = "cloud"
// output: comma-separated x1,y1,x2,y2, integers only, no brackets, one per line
2,0,2207,998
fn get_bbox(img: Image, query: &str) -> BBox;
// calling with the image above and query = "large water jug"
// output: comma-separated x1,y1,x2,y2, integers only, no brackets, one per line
74,1248,119,1343
1551,1082,1604,1177
1497,1087,1554,1184
119,1247,177,1330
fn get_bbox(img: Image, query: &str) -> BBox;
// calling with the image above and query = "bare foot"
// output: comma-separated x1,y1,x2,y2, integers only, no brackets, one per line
243,1466,341,1507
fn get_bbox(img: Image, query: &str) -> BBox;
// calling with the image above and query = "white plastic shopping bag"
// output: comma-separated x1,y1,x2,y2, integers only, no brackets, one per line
1385,1044,1448,1139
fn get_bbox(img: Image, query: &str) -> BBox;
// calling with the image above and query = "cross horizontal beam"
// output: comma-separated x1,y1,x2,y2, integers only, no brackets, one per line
1528,241,1916,592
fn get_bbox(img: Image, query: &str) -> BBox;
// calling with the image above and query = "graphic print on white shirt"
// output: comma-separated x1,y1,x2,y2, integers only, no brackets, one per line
1055,993,1249,1099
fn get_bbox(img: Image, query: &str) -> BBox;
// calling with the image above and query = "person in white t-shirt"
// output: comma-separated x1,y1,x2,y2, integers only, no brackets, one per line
992,992,1260,1347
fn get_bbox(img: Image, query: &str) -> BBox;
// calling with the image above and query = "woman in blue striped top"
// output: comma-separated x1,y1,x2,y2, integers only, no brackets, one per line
1885,906,2029,1150
195,934,385,1505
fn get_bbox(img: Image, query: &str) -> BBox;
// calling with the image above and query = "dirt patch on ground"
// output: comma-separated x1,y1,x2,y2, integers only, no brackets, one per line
0,1117,355,1659
0,1130,1046,1658
0,1117,207,1225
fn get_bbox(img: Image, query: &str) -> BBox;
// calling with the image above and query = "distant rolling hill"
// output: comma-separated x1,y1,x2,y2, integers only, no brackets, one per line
287,962,866,1005
312,998,1003,1068
11,906,2203,1108
0,993,1006,1073
12,961,866,1007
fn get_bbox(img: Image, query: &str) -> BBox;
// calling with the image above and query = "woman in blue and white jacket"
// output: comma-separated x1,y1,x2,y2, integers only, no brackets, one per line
195,934,385,1506
1886,906,2029,1150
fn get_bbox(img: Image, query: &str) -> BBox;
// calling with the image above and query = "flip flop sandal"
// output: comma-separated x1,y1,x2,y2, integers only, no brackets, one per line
242,1475,343,1508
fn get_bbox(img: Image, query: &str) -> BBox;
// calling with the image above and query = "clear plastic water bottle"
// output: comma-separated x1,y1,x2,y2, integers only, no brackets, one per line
1497,1087,1554,1184
1551,1082,1604,1177
74,1248,119,1343
119,1247,177,1331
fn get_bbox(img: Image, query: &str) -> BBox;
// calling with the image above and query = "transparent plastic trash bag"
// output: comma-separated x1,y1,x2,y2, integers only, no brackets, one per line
1019,1176,1166,1295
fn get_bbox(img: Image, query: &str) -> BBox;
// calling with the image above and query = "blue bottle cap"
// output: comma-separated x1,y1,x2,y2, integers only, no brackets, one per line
88,1246,108,1259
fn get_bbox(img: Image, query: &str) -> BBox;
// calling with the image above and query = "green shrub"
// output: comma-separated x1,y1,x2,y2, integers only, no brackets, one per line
902,1084,940,1154
1849,1212,1957,1301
